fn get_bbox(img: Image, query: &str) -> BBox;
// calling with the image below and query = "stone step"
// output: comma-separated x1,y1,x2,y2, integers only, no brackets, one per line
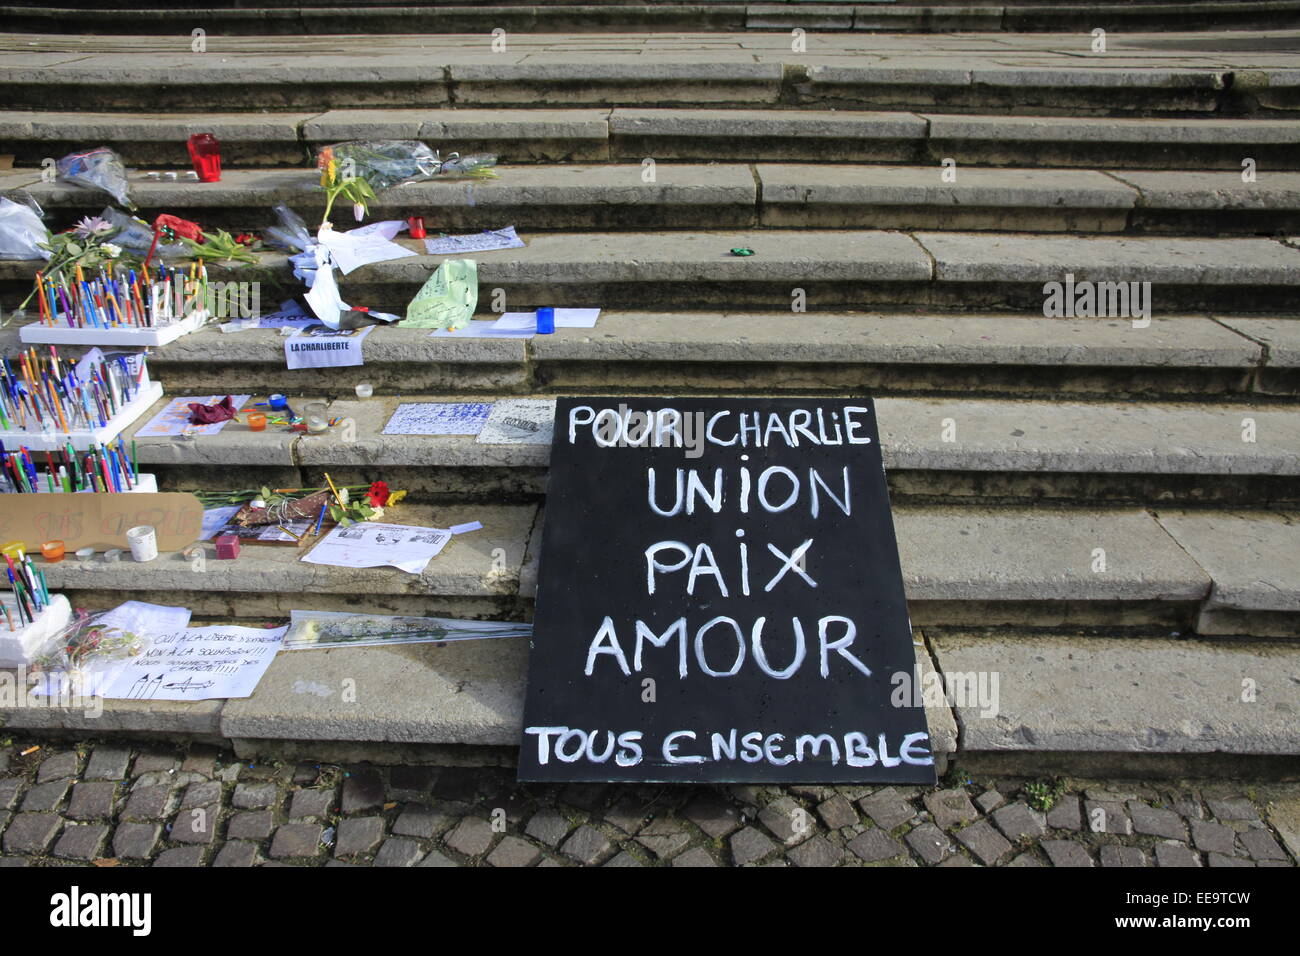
15,313,1297,393
48,501,541,621
8,230,1297,312
116,387,1300,506
6,313,1294,401
7,624,1299,774
43,503,1300,635
3,46,1293,115
11,165,1300,235
2,2,1295,35
924,629,1300,772
8,0,1285,8
7,109,1300,169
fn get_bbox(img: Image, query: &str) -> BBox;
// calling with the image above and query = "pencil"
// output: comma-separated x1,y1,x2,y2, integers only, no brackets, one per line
323,472,344,508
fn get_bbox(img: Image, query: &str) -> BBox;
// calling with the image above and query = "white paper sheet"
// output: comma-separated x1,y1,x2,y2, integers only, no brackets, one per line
382,402,492,436
423,226,525,256
428,319,532,339
220,300,316,332
346,220,407,240
30,601,194,697
301,522,455,574
284,326,372,370
492,308,600,331
476,398,556,445
98,624,287,700
318,223,416,275
135,395,253,438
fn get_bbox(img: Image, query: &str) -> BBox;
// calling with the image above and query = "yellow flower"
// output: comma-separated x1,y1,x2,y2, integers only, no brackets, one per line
318,147,336,187
386,489,407,507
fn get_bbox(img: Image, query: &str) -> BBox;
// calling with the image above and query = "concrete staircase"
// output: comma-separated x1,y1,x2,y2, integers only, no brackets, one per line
3,1,1299,35
0,26,1297,776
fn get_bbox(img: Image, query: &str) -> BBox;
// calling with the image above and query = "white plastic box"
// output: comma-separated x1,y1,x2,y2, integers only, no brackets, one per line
0,379,163,452
18,310,209,347
0,593,71,667
32,472,157,494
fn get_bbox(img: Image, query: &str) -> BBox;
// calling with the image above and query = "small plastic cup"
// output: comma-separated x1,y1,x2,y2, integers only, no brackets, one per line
1,541,26,562
75,547,95,563
535,307,555,335
247,412,267,432
408,216,426,239
126,526,157,563
41,540,65,563
355,383,373,399
103,549,122,563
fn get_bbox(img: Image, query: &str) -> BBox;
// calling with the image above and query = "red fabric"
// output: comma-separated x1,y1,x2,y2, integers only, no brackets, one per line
187,395,236,425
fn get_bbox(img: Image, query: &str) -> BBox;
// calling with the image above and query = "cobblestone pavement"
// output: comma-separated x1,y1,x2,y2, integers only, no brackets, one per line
1,738,1297,868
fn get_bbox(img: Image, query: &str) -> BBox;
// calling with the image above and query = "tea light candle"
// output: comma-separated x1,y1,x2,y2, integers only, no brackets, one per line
305,402,329,434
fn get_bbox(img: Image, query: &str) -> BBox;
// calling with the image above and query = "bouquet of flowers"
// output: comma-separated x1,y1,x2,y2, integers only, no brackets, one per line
16,214,131,312
197,481,407,528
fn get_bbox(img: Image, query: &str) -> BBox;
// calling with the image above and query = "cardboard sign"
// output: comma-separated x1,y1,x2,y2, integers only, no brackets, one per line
519,398,934,784
0,493,204,552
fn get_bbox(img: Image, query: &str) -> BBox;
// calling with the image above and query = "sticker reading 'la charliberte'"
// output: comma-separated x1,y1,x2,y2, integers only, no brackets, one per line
518,398,935,784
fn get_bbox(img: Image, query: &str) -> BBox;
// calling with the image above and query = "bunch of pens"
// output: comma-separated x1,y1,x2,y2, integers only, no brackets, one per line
0,436,138,493
0,346,146,435
31,260,208,330
3,548,50,631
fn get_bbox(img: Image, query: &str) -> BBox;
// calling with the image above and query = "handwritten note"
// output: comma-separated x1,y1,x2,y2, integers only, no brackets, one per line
517,398,935,784
98,625,287,700
423,226,525,256
382,402,492,436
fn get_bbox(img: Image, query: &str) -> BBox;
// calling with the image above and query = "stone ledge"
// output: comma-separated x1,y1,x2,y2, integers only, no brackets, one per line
289,393,1300,478
1155,510,1300,617
20,502,1223,608
41,503,537,599
915,231,1300,284
894,506,1210,603
929,631,1300,755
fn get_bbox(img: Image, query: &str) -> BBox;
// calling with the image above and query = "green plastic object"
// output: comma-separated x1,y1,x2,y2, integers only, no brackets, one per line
730,247,755,257
404,258,478,331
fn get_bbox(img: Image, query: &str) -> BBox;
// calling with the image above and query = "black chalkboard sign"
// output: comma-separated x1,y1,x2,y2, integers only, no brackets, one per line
518,398,935,784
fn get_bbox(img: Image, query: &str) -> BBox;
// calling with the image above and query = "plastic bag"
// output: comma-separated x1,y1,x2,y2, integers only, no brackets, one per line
404,259,478,331
0,194,49,260
436,153,498,179
263,202,313,253
319,142,500,191
98,207,187,260
322,141,441,191
56,147,133,208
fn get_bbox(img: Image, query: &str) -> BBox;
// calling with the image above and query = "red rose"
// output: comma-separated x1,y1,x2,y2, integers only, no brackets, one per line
366,481,390,507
